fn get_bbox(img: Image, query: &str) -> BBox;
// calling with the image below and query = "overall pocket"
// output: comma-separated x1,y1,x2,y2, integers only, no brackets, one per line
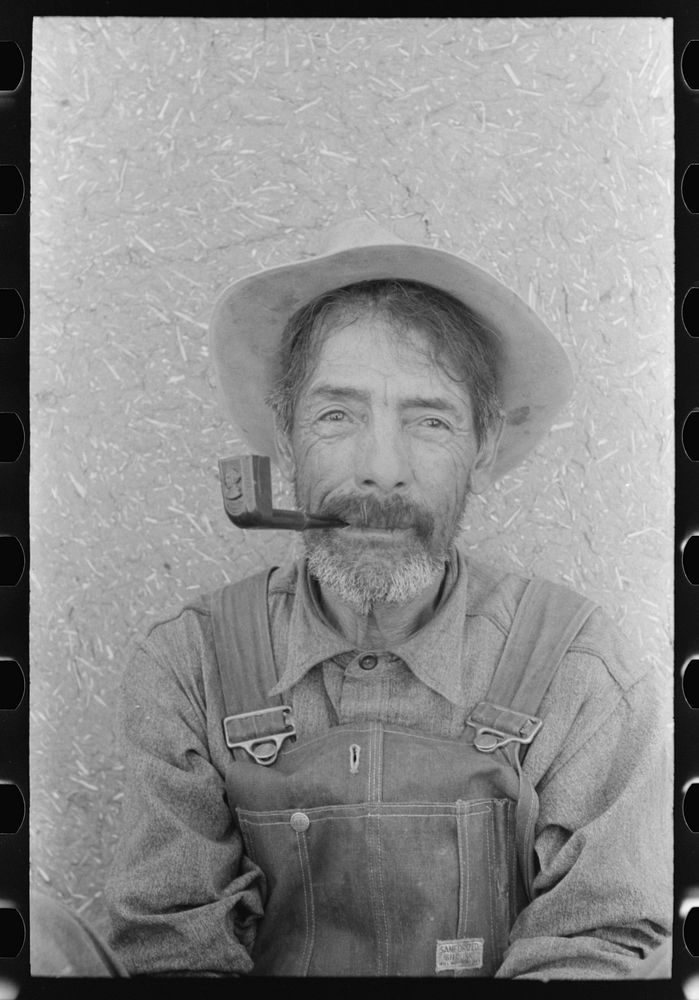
237,807,316,976
237,798,516,977
453,798,516,976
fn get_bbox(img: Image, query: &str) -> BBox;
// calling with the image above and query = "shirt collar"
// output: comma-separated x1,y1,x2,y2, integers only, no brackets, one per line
268,548,471,707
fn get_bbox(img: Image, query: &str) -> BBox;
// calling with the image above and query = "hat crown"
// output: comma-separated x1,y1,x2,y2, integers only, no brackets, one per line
319,217,405,256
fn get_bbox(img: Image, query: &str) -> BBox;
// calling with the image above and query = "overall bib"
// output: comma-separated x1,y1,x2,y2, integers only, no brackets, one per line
211,570,595,977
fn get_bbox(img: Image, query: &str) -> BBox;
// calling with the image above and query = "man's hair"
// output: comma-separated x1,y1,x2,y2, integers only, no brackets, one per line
267,279,503,448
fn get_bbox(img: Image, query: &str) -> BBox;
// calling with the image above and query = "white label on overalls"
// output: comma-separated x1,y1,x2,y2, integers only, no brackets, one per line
435,937,484,972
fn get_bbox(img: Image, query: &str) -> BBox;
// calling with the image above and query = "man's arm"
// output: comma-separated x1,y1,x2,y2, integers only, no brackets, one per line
105,622,263,976
496,650,671,979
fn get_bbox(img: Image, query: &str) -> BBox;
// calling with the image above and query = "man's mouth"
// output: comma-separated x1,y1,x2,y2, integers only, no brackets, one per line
318,494,434,541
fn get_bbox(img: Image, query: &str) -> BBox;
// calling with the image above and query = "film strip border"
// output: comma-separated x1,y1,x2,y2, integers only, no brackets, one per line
678,7,699,997
0,3,694,998
0,0,28,994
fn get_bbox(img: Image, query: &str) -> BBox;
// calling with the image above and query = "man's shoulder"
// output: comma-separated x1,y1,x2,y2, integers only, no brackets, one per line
138,560,299,643
461,552,530,631
125,562,298,701
461,551,648,692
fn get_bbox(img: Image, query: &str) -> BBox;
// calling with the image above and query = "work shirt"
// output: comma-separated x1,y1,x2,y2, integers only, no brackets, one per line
105,548,672,978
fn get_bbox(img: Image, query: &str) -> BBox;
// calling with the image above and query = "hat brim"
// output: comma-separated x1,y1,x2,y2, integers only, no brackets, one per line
210,243,573,480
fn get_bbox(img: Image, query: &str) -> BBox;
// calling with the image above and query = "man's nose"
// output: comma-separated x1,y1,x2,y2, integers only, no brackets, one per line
353,420,412,493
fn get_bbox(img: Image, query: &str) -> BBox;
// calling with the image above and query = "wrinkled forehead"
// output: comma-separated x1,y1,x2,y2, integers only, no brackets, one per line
309,303,445,377
302,314,474,418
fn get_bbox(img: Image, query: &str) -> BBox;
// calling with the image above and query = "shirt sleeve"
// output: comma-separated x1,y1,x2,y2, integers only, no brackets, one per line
104,623,264,976
495,648,672,980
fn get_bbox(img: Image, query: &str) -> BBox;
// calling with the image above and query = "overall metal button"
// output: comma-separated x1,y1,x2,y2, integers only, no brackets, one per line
290,811,310,832
474,733,500,752
252,740,278,763
359,653,378,670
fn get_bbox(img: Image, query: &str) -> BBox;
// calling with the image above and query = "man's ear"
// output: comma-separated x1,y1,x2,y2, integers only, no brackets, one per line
273,418,296,484
469,415,505,496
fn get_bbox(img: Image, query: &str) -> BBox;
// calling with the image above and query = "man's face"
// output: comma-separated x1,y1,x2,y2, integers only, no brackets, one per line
275,313,500,612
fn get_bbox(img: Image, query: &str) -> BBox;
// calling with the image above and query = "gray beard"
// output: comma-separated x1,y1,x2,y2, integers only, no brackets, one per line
297,480,469,615
304,534,445,616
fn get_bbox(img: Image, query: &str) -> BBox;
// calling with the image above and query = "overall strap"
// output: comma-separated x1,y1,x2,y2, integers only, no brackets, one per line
210,568,281,716
210,568,295,765
473,577,596,904
485,577,597,717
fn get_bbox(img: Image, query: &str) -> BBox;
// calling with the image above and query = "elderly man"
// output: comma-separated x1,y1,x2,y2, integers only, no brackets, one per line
45,219,670,979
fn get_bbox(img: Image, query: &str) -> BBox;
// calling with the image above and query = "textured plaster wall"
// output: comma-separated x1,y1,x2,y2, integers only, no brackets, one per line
30,17,673,930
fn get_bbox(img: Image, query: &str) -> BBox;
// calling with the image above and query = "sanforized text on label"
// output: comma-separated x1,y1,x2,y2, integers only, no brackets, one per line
435,937,484,972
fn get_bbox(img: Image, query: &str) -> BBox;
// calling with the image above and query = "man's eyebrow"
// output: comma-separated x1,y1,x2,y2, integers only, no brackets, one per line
306,384,463,414
306,384,371,403
400,395,462,414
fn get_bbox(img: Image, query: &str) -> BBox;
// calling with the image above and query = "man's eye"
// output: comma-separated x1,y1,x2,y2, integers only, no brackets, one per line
421,417,449,430
319,410,346,422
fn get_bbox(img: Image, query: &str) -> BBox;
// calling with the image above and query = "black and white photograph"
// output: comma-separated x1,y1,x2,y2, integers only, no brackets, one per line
28,16,673,979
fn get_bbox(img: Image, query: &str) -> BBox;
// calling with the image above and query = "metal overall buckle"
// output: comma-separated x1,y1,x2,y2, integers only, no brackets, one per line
466,701,543,754
223,705,296,766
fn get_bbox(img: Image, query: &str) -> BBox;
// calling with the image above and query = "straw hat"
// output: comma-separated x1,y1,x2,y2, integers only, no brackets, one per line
210,217,573,479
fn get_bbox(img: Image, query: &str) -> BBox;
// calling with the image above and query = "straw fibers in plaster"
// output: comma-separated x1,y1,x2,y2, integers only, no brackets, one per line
29,17,673,932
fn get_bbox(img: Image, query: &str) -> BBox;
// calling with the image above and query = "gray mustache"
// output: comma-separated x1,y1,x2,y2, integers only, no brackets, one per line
320,494,434,538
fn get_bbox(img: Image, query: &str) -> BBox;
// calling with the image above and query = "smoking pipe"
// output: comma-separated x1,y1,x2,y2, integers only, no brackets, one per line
218,454,347,531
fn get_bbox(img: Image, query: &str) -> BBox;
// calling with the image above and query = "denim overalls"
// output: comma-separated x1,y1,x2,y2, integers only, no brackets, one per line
211,569,595,977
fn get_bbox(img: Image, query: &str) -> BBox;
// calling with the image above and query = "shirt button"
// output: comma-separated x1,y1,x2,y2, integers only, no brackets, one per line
359,653,378,670
290,811,310,832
